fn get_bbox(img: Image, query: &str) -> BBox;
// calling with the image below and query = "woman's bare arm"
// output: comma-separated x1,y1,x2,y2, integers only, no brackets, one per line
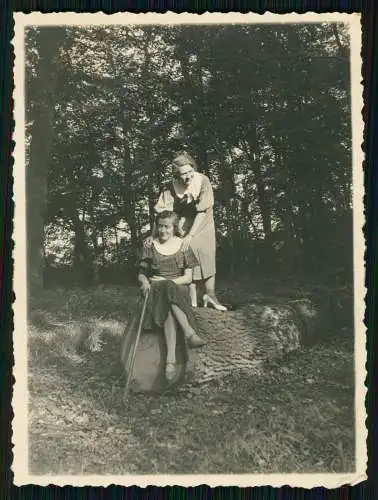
138,273,151,295
187,211,206,237
178,217,186,237
181,211,206,250
171,268,193,285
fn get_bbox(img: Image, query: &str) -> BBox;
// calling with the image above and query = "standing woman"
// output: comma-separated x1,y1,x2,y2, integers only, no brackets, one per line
148,152,227,311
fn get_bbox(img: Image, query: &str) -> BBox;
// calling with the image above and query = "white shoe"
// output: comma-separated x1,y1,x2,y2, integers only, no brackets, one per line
203,294,228,311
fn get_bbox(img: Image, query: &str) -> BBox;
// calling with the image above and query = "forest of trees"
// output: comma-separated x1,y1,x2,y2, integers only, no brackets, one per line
25,22,353,290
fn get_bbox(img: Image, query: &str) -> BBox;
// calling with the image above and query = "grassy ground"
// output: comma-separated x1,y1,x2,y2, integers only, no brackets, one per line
27,283,355,475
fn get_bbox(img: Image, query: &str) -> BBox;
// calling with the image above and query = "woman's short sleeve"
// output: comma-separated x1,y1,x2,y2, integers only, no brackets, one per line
139,246,153,276
183,247,199,269
195,175,214,212
154,188,174,213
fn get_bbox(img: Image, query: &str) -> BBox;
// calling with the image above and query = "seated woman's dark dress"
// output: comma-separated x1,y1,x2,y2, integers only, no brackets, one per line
139,243,198,331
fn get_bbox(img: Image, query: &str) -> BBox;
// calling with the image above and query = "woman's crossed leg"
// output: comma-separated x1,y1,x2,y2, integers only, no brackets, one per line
163,304,205,381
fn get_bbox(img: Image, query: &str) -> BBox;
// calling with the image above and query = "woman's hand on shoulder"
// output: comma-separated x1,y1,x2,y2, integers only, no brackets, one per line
177,217,186,237
180,234,193,251
143,236,154,248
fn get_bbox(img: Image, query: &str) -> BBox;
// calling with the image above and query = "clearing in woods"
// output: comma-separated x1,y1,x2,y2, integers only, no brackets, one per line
27,282,355,475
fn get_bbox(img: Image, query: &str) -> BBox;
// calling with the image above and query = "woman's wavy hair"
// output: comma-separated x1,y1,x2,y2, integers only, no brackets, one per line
155,211,181,236
172,152,198,171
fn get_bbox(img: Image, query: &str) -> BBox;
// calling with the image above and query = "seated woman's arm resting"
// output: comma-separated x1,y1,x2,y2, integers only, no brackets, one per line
141,269,192,287
138,272,151,295
171,268,193,286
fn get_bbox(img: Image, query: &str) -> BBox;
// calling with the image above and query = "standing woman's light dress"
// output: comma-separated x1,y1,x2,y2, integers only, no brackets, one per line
154,172,216,281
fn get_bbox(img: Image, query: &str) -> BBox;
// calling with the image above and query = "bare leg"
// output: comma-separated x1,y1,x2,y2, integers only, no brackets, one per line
203,275,227,310
163,310,177,365
171,304,205,347
189,282,198,307
171,304,195,337
204,275,216,297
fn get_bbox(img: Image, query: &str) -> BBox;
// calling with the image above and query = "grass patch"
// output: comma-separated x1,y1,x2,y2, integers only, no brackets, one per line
27,284,355,475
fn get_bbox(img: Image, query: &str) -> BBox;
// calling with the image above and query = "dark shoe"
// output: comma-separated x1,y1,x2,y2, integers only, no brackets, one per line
187,332,206,348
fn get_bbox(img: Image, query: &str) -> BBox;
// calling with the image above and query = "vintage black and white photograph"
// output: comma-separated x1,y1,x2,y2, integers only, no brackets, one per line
13,12,365,487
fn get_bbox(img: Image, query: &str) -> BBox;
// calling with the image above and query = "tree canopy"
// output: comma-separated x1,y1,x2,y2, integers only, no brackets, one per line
25,22,353,287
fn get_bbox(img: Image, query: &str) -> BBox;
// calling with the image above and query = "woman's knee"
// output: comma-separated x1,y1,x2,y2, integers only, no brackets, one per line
171,303,182,315
164,309,175,326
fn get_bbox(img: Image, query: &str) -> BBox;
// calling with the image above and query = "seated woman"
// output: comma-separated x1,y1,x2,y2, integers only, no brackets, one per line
138,210,206,382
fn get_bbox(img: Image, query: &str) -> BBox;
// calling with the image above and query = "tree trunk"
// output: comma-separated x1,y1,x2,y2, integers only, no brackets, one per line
101,230,107,266
114,226,119,264
27,28,65,293
142,137,155,231
27,110,53,291
251,157,272,244
197,139,210,176
122,144,139,257
245,139,273,258
176,50,210,175
92,232,101,286
71,209,90,284
90,226,98,255
140,34,159,231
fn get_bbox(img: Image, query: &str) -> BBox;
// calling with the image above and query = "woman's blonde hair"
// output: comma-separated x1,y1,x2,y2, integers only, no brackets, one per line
172,152,197,171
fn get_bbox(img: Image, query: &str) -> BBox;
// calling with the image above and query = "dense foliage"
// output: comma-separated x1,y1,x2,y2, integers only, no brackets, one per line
25,23,352,288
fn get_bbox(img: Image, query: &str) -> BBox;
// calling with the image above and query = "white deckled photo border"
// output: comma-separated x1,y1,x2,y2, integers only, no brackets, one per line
12,11,366,487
